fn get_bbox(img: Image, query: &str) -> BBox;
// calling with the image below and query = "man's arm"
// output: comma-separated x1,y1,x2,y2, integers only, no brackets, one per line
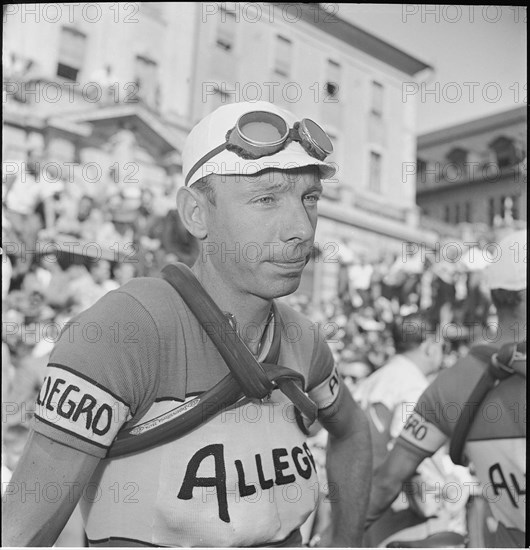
367,402,393,471
2,430,101,547
365,370,452,532
364,439,428,531
318,382,372,547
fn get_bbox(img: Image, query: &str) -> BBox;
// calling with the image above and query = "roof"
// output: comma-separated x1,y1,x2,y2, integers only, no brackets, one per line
63,104,185,155
299,3,432,76
418,105,528,147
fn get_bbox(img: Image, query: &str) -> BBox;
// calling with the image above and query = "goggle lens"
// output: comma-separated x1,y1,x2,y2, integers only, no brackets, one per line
237,111,288,146
300,119,334,157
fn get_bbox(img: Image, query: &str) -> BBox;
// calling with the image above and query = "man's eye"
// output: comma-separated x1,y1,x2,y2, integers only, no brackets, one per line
304,194,320,203
255,196,275,204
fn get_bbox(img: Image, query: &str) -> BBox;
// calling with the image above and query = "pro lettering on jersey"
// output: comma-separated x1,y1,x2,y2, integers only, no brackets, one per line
399,411,447,453
35,365,131,448
177,442,317,522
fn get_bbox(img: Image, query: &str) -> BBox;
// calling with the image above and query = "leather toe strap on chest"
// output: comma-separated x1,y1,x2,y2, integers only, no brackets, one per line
105,264,318,458
260,363,318,424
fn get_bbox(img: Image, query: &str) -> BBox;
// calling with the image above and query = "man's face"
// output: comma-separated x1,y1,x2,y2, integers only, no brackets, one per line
423,338,444,376
200,167,322,300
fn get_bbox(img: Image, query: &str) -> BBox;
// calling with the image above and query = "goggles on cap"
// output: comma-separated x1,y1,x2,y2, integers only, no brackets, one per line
185,110,333,185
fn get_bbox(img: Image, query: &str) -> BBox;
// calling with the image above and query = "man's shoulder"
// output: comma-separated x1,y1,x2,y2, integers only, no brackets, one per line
111,276,187,310
69,276,186,330
380,355,424,378
422,351,487,404
441,350,488,382
116,275,170,298
372,356,424,389
356,355,426,409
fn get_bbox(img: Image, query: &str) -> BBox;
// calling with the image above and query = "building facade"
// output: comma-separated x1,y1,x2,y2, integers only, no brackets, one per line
3,2,434,302
416,106,527,236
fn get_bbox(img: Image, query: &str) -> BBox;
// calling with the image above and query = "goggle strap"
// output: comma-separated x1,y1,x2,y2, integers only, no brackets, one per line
185,142,227,186
288,124,301,143
226,142,266,160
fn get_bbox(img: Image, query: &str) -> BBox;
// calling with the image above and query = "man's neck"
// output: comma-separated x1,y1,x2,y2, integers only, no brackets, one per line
191,262,273,355
495,312,525,346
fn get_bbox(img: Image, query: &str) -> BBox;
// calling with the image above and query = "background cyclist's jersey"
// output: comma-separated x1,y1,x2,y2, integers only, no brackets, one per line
32,277,340,547
397,350,526,547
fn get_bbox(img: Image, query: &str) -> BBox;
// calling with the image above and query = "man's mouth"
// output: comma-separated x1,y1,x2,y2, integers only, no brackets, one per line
269,255,309,269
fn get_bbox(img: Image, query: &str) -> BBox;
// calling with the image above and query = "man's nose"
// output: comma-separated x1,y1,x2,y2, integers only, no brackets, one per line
279,199,314,243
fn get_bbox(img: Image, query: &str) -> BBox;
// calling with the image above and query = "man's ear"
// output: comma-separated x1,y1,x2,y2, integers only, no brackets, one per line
423,339,443,367
419,340,432,357
176,187,209,239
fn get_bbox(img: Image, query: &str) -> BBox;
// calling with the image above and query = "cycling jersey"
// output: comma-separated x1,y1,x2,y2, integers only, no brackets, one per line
397,350,526,548
32,277,340,547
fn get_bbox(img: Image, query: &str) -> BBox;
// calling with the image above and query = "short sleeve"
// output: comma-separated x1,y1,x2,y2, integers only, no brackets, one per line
397,370,454,456
33,290,160,457
306,328,340,410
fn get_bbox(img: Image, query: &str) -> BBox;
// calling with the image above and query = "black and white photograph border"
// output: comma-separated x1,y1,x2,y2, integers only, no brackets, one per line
2,3,527,549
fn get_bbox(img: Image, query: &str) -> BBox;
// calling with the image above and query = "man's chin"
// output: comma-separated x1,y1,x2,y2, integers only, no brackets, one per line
265,273,303,299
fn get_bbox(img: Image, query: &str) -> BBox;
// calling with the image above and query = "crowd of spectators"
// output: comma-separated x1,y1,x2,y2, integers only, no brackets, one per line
3,150,198,281
285,242,497,385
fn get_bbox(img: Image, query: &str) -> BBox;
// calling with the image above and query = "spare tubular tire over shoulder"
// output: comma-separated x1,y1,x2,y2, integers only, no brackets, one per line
105,263,317,458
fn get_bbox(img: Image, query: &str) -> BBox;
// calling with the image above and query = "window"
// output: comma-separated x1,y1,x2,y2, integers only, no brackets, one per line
57,27,86,81
216,8,237,52
417,158,427,185
274,35,292,78
500,195,507,218
371,81,384,117
325,59,340,100
445,205,450,223
446,147,468,167
135,55,159,108
511,195,519,220
455,203,460,224
323,59,341,126
368,151,382,192
488,197,495,226
465,202,472,223
489,136,517,168
445,147,468,181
